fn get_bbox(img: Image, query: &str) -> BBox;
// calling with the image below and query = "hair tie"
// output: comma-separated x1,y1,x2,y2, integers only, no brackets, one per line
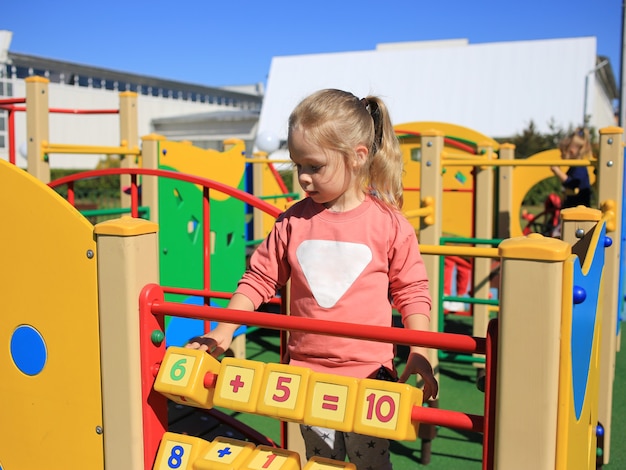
360,97,370,112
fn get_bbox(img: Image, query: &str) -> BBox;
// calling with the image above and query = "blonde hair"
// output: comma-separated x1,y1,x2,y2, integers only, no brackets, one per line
287,89,404,209
559,127,592,159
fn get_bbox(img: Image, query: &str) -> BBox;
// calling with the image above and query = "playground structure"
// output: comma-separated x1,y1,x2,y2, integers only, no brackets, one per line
0,151,619,469
0,77,294,354
1,78,625,469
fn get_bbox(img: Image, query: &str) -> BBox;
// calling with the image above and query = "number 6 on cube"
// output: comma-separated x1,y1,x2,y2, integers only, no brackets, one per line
154,347,221,408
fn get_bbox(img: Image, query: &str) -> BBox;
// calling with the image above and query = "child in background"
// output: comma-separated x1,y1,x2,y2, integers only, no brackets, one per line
187,88,437,469
550,127,593,209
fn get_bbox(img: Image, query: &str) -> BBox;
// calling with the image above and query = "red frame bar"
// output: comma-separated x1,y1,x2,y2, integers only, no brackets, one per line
8,108,15,165
148,300,486,356
138,284,168,470
0,105,119,114
482,318,499,470
411,406,483,433
395,129,478,154
0,98,26,105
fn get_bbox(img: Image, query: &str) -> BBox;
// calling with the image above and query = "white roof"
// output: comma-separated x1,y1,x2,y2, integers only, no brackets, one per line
258,37,602,143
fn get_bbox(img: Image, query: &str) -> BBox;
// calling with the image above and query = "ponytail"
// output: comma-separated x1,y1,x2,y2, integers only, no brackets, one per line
361,96,404,209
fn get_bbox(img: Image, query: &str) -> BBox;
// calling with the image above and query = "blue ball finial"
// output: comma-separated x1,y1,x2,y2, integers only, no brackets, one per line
573,286,586,304
604,236,613,247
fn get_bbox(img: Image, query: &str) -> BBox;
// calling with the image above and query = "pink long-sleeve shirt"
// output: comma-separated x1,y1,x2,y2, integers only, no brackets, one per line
236,195,431,378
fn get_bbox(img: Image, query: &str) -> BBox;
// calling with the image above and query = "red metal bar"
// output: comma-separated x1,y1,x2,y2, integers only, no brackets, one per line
67,182,75,206
403,187,473,193
2,105,25,112
411,406,484,433
267,162,292,201
149,301,486,354
49,168,283,218
8,108,15,165
130,174,139,218
0,97,26,105
395,129,478,154
49,107,119,115
163,287,282,306
138,284,168,470
203,186,212,333
483,318,499,470
0,104,118,115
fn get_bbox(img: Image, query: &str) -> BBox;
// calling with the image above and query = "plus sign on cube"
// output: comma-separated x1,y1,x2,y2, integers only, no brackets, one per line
193,436,256,469
257,363,311,422
303,456,356,469
153,432,209,470
213,357,266,414
304,372,359,432
240,445,302,470
353,378,423,441
154,347,221,408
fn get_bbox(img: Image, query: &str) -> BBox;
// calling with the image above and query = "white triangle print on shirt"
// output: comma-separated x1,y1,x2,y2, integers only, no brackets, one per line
296,240,372,308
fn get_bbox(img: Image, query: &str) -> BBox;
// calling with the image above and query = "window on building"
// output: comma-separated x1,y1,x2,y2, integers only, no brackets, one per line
0,77,10,151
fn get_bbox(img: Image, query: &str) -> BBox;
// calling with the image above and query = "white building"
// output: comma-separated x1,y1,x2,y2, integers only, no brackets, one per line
257,37,618,150
0,30,264,169
1,31,618,170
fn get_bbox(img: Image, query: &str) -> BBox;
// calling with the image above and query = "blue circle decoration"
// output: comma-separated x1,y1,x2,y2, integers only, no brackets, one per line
11,325,47,375
603,236,613,247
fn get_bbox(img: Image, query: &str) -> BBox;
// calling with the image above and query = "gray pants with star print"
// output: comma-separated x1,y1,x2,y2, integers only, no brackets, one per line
300,424,393,469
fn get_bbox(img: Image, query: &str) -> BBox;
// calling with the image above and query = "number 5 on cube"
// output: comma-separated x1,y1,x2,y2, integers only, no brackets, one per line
257,363,311,422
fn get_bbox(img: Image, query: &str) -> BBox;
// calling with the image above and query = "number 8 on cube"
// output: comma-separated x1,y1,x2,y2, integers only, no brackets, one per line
153,432,209,470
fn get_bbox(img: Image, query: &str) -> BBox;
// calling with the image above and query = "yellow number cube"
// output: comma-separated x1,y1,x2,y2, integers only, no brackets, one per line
154,432,209,470
193,436,256,469
154,347,221,408
303,456,356,469
213,358,265,414
304,372,359,432
353,378,423,441
240,445,302,470
257,363,311,422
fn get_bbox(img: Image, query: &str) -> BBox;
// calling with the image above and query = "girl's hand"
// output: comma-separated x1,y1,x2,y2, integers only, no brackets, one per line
398,351,439,401
185,325,236,358
186,293,253,357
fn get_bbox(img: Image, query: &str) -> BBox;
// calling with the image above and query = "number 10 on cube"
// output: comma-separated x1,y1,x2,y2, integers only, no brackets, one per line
353,378,422,440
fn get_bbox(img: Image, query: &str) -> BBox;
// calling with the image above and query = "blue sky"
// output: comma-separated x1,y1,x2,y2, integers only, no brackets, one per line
3,1,624,89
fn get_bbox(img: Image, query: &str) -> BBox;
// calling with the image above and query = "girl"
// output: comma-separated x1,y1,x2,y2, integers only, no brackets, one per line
188,88,437,469
550,127,593,208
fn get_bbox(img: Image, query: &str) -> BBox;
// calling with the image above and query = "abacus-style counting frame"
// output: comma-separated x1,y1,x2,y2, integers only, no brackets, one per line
153,432,356,469
154,347,424,442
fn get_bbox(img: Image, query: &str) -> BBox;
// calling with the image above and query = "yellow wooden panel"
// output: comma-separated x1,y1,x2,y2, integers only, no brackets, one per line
0,160,103,468
158,139,246,201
